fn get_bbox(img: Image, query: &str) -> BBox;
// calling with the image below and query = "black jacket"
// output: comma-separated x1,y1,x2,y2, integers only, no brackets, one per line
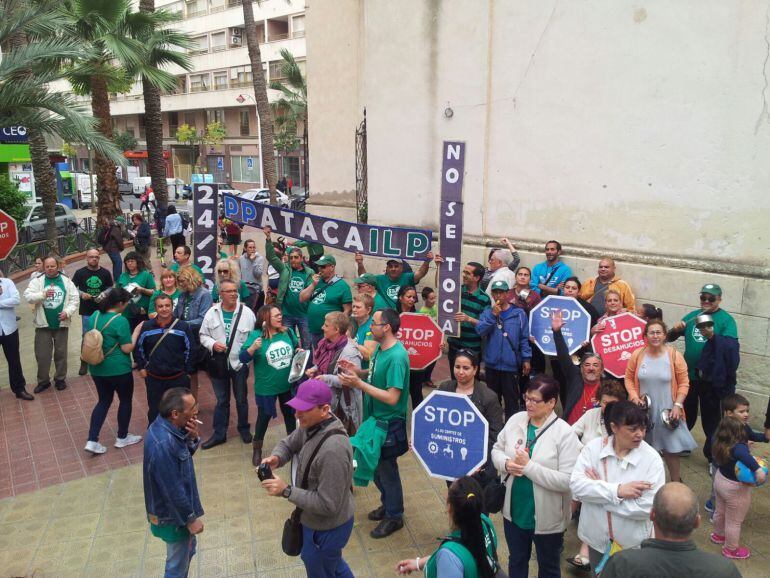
696,334,740,394
135,316,196,376
553,328,585,421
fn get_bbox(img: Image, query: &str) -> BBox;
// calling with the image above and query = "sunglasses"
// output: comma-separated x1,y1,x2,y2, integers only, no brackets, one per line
700,294,717,303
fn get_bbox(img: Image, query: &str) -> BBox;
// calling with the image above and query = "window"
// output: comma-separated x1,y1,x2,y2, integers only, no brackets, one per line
209,0,226,12
55,205,67,217
206,109,225,127
210,31,226,51
239,110,250,136
166,1,184,16
190,35,208,54
168,111,179,136
213,70,228,90
189,73,210,92
292,15,305,38
30,206,44,221
138,114,146,139
231,155,261,183
125,126,135,137
231,65,252,88
185,112,197,128
186,0,206,17
269,61,286,82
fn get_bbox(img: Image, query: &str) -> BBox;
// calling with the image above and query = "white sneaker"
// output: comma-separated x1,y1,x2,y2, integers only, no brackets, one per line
115,434,143,448
85,441,107,454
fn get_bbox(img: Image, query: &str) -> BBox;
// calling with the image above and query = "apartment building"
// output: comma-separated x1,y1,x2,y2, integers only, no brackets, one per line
71,0,307,191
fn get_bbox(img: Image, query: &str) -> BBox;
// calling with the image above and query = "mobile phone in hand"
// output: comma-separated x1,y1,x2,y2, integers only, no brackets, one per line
257,463,273,481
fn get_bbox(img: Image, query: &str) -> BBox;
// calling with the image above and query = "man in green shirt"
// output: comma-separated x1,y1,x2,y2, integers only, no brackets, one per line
668,283,739,431
354,252,433,310
300,255,352,348
169,245,204,278
338,308,410,539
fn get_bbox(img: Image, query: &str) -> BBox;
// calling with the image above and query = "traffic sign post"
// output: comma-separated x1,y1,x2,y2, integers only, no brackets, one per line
0,209,19,261
411,391,489,481
529,296,591,356
396,313,443,370
591,312,648,378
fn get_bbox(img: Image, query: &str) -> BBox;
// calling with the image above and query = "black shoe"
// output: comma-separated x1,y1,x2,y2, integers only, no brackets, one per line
15,390,34,401
34,382,51,394
368,505,386,521
370,518,404,539
54,380,67,391
78,362,88,376
201,437,226,450
240,431,253,444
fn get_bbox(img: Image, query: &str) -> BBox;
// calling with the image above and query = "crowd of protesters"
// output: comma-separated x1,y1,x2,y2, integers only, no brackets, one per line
4,221,767,578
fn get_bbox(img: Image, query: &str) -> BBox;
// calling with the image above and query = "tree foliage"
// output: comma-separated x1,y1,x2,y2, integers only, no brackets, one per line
0,176,30,224
113,129,138,151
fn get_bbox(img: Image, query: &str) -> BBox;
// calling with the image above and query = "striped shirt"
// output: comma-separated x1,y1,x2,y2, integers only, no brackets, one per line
447,286,491,352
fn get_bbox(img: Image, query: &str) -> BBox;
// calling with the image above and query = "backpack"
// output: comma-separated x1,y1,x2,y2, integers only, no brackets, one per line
81,312,120,365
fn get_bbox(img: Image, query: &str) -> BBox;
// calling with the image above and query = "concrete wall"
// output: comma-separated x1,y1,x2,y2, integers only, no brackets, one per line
305,0,770,401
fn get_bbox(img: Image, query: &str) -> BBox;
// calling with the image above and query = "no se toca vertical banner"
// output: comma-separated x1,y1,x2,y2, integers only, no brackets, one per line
193,183,218,290
438,141,466,336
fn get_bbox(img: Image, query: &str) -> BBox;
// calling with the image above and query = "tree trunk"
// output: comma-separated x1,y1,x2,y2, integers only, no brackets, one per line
27,129,59,253
303,119,309,193
139,0,169,209
242,0,277,203
90,75,121,222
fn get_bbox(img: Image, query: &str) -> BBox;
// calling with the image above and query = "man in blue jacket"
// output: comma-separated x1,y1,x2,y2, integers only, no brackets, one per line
144,387,204,578
476,280,532,420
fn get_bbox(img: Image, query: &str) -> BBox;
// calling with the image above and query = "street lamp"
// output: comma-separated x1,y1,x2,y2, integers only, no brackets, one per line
236,93,264,188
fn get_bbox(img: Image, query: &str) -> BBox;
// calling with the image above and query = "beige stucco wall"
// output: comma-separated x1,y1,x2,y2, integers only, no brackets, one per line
306,0,770,404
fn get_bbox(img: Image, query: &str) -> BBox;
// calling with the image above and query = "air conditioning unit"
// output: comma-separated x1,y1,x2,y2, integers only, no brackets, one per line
230,27,243,37
231,36,242,46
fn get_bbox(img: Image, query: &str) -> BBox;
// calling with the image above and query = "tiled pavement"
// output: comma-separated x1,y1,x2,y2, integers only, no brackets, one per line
2,253,770,576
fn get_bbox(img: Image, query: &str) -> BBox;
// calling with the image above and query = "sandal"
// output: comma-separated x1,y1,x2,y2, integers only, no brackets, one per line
566,554,591,571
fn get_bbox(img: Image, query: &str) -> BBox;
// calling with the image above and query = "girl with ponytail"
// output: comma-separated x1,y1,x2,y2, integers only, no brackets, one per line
395,476,500,577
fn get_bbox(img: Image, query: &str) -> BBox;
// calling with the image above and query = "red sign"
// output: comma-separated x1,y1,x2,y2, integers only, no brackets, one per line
396,312,443,370
590,312,648,378
0,209,18,260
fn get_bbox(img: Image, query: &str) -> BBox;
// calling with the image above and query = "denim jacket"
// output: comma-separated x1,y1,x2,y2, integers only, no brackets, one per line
174,287,213,335
476,305,532,371
143,417,204,527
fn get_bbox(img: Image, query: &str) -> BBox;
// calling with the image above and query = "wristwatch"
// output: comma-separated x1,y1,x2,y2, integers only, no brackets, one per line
282,485,292,499
673,402,684,409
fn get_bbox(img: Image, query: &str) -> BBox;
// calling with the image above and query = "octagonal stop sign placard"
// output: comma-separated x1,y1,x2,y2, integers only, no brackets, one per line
396,312,443,370
0,209,19,261
529,296,591,356
412,391,489,481
591,312,648,378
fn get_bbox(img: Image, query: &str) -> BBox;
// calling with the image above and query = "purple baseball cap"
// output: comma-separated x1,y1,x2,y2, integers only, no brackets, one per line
286,379,332,411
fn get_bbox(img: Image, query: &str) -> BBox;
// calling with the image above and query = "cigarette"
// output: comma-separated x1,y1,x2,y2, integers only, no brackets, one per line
194,419,203,424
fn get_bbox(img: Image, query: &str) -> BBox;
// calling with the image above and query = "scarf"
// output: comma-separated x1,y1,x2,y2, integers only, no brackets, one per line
314,334,348,374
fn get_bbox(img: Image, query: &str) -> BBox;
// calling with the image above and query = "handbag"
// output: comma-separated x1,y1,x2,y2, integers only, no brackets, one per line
281,429,346,556
484,417,559,514
207,305,243,379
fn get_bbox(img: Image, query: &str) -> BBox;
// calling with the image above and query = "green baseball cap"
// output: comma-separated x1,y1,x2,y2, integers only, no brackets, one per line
490,280,510,292
354,273,377,285
700,283,722,296
316,255,336,267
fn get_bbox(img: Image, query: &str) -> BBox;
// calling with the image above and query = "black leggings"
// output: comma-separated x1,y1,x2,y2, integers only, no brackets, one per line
254,391,296,441
88,373,134,442
408,366,434,409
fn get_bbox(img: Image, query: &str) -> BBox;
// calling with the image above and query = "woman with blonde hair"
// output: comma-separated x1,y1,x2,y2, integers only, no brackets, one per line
590,289,628,336
211,258,251,303
148,269,181,318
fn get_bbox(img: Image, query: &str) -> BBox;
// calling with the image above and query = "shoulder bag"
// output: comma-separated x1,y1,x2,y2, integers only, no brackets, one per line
207,305,243,379
282,429,346,556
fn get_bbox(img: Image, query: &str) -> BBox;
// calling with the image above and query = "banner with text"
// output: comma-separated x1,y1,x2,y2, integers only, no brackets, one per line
193,183,218,289
438,141,466,336
222,193,433,260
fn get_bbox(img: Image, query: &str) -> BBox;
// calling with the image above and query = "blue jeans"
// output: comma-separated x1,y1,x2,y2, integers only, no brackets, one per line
373,455,404,520
81,315,91,337
165,534,196,578
504,518,563,578
300,517,355,578
88,373,134,442
283,314,311,351
210,365,249,440
108,251,122,282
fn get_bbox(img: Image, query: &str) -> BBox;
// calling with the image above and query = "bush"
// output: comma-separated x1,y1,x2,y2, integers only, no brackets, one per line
0,176,29,223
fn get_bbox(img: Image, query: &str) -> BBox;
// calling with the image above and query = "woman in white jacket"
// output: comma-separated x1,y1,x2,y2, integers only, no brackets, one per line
23,256,79,393
491,375,582,578
569,400,666,574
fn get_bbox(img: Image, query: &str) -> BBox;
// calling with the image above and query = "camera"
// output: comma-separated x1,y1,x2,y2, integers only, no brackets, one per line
257,463,273,481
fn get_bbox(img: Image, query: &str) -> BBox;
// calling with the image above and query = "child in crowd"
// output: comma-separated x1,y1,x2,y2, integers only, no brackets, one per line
418,287,437,320
710,415,767,560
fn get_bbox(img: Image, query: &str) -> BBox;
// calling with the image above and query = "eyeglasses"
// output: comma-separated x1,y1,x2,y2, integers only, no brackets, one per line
646,330,665,336
523,396,545,405
700,294,717,303
217,270,229,274
220,289,237,294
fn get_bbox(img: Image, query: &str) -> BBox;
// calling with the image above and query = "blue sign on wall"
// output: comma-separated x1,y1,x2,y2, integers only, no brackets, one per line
216,157,224,171
529,295,591,356
412,391,489,481
246,157,254,169
0,126,28,143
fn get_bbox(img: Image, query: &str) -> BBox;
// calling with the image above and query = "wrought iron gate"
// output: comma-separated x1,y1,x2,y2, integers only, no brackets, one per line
355,109,368,223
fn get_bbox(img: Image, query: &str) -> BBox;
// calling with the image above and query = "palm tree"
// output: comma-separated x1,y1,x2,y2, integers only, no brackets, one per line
63,0,182,222
242,0,278,203
270,48,308,192
138,0,192,210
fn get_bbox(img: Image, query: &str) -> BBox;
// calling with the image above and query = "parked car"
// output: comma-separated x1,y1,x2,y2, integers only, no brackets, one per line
20,203,79,243
242,188,291,207
117,178,133,196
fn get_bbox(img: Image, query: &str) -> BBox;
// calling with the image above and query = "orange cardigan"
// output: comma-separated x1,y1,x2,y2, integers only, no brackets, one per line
624,346,690,405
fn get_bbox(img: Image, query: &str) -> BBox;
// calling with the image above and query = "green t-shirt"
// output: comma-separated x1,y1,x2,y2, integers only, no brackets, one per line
170,262,204,278
307,278,353,334
211,281,250,303
148,289,181,316
222,310,234,342
354,316,373,370
150,522,189,544
117,270,156,318
374,272,415,310
41,274,67,329
419,304,438,320
283,269,311,317
88,312,133,377
510,423,537,530
241,329,298,396
373,292,390,312
365,341,410,422
681,308,739,379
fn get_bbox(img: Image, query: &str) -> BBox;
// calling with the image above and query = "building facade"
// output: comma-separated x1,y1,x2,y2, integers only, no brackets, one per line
305,0,770,406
